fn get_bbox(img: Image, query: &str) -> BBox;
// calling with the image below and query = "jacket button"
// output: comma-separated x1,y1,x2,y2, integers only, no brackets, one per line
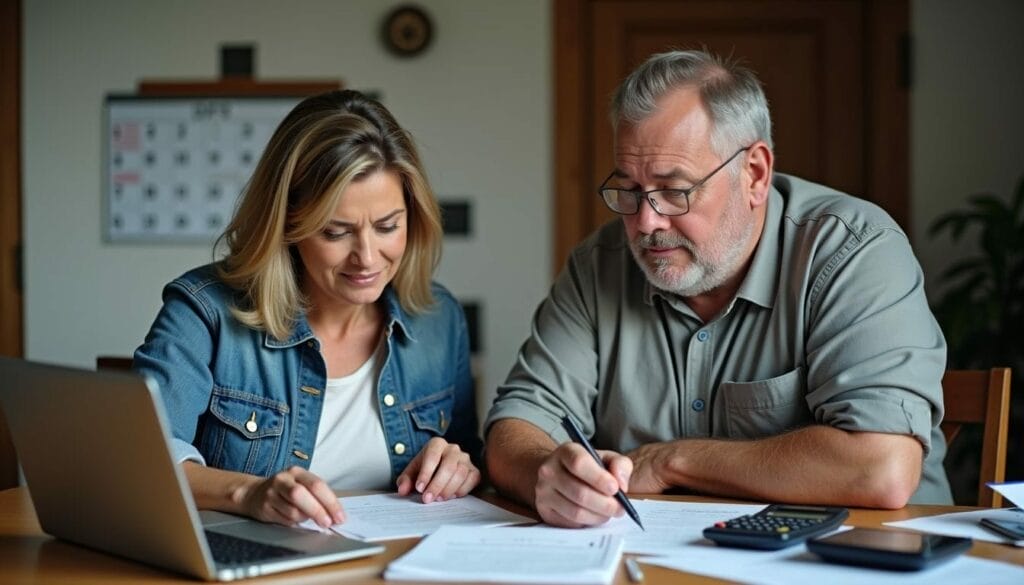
292,449,310,460
383,394,396,407
245,411,258,433
393,442,406,455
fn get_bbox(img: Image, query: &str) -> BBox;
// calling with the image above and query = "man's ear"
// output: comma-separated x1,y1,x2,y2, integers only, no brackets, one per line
743,141,773,208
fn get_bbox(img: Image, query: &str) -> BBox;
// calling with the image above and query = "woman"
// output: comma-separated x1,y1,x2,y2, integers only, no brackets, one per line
133,90,482,529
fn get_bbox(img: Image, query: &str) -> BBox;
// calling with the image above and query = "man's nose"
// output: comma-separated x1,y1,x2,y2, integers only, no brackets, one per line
634,195,670,233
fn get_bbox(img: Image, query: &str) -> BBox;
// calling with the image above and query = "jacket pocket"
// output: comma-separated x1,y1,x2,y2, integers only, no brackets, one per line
200,387,289,476
716,367,812,438
405,386,455,437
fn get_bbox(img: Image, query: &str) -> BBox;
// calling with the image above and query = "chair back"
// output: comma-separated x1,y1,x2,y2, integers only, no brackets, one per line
940,368,1012,507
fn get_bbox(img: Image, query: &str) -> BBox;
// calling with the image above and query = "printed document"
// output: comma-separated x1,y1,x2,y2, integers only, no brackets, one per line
885,507,1024,546
990,481,1024,508
522,499,765,555
639,543,1024,584
385,524,624,584
300,493,534,541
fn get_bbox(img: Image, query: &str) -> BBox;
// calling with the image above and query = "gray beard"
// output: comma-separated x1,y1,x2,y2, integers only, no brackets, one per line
628,208,753,297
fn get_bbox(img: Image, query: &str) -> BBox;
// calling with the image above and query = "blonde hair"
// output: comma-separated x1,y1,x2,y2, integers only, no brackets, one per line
216,90,442,340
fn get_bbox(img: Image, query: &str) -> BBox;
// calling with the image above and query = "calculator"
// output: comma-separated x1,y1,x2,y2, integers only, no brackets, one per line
703,504,849,550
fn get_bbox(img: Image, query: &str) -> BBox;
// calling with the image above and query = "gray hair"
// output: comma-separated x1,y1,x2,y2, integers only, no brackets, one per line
611,50,773,159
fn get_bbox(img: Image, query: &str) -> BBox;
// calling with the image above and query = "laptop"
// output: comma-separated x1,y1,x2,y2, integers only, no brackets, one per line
0,357,384,581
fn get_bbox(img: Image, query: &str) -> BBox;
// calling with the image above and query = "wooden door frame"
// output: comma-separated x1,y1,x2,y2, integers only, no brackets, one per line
1,0,23,489
552,0,910,273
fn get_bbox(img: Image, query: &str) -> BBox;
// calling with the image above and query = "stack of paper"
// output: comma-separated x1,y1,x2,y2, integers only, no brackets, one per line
884,482,1024,546
299,493,534,541
385,525,624,584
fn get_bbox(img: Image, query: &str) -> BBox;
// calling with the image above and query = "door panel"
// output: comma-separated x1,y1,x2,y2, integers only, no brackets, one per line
555,0,907,270
0,0,22,489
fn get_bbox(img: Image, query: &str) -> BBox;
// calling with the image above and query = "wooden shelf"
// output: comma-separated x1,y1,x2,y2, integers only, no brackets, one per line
137,78,342,97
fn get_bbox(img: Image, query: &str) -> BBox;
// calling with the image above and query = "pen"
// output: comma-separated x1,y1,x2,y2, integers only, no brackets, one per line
625,558,645,583
560,414,645,530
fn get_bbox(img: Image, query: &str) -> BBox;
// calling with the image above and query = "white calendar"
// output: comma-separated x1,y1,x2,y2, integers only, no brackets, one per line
105,96,301,242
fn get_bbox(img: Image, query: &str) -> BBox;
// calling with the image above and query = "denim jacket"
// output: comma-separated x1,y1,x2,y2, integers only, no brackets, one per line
133,263,481,483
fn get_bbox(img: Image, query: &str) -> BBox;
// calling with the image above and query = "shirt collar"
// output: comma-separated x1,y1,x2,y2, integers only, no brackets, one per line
733,186,783,309
263,285,414,348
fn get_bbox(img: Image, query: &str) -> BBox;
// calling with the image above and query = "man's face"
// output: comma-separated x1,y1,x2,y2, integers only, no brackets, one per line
613,87,756,297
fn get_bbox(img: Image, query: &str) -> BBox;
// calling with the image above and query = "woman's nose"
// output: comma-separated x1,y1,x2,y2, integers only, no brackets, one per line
352,232,376,266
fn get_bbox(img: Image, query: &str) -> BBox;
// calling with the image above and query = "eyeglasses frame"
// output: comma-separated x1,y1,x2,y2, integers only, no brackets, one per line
597,146,751,216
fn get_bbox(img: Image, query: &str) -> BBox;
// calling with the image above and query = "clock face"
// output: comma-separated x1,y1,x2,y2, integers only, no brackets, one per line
383,6,433,57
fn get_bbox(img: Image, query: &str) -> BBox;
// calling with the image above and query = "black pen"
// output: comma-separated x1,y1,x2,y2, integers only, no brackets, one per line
560,414,645,530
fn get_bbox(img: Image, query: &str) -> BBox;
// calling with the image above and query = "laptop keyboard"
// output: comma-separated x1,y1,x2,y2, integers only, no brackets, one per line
205,530,300,565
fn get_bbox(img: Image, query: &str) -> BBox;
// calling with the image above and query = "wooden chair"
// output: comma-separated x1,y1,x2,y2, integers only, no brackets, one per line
941,368,1012,507
95,356,134,371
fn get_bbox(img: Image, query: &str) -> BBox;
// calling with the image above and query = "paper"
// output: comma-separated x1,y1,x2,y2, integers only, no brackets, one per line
519,499,765,555
300,493,534,541
991,481,1024,508
885,507,1024,546
639,545,1024,584
385,524,624,584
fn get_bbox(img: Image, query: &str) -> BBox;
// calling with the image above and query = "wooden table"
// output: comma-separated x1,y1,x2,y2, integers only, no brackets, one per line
1,487,1021,584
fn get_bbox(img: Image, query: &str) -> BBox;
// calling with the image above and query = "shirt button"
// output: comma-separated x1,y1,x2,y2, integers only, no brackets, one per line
691,398,706,412
383,394,396,407
393,442,406,455
696,330,710,342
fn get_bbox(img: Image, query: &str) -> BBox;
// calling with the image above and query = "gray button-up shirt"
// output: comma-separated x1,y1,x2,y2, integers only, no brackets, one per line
486,173,952,504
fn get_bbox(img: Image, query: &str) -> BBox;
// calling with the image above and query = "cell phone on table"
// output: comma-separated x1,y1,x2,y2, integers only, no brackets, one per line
807,527,972,571
980,517,1024,541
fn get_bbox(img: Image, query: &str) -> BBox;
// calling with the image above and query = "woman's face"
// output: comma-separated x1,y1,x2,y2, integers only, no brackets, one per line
295,170,408,311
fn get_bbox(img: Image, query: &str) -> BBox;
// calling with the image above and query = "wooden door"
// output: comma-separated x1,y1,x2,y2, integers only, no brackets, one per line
554,0,909,270
0,0,22,489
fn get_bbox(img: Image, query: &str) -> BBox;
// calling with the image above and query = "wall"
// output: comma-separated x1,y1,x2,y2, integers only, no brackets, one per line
23,0,551,423
911,0,1024,296
24,0,1024,429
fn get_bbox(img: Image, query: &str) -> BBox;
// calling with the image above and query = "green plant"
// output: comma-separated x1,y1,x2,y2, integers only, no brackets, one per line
928,176,1024,372
930,176,1024,502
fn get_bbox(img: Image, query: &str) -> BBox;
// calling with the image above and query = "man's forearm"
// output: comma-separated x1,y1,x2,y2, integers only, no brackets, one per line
634,426,922,508
484,418,559,507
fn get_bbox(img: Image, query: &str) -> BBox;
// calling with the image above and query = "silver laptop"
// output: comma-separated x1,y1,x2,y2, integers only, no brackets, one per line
0,357,384,581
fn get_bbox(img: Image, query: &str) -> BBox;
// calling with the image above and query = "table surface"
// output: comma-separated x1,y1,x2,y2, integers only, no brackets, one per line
1,486,1021,584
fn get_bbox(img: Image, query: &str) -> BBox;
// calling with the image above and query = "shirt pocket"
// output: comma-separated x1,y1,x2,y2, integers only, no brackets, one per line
404,386,455,441
715,367,812,438
199,387,289,477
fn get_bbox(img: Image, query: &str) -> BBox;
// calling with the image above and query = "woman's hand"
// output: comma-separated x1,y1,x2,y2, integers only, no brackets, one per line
396,437,481,503
239,466,346,528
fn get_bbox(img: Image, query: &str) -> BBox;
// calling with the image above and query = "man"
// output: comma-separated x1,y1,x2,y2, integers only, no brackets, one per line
485,50,952,528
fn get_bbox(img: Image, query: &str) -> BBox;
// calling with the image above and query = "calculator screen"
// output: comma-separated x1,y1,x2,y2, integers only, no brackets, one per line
766,509,831,521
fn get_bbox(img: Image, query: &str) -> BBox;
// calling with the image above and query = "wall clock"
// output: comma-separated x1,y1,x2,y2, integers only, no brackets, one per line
383,5,433,57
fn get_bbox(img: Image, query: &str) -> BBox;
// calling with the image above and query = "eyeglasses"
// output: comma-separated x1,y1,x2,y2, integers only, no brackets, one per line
597,146,750,216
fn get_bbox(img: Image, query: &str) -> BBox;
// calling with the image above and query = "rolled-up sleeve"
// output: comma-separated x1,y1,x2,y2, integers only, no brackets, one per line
804,226,946,454
133,280,219,465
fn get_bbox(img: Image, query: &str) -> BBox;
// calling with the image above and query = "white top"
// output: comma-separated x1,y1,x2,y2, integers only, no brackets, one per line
307,340,392,490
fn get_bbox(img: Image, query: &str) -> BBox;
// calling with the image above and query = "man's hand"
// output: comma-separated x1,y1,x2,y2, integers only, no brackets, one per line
239,466,345,528
533,443,633,527
396,437,481,503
